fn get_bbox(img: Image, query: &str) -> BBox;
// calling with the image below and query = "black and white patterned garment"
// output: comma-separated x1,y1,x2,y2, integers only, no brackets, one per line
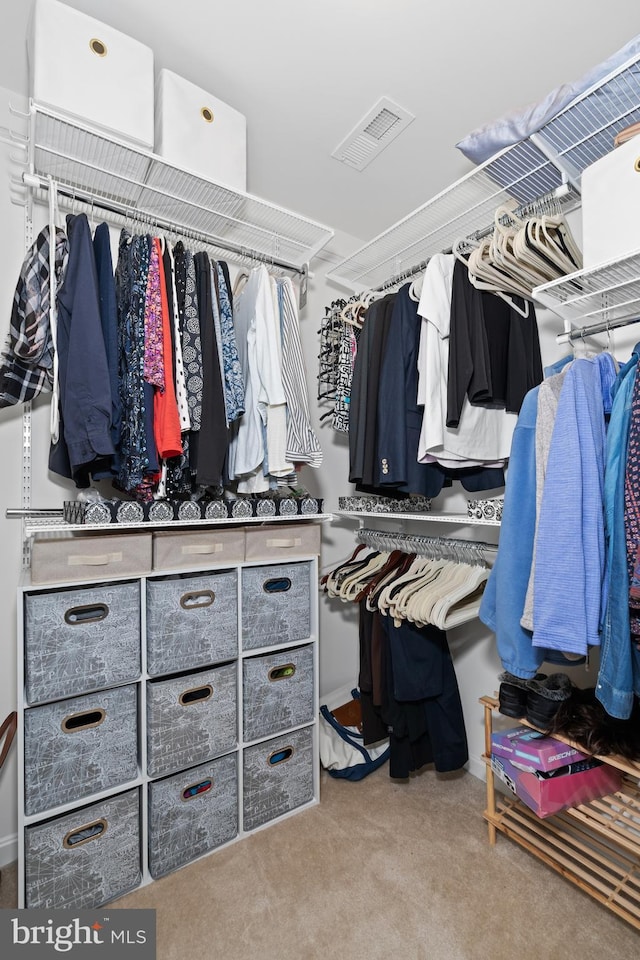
174,241,203,431
333,319,360,433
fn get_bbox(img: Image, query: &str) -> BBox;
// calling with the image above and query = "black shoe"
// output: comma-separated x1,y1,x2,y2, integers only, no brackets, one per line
498,672,546,719
525,673,574,730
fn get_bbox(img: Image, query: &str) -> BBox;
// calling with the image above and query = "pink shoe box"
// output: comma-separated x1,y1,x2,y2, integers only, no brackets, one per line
490,753,622,819
491,725,589,773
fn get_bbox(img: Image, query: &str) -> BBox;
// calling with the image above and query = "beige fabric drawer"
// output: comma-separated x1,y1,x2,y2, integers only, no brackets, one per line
152,528,245,570
31,532,152,585
244,523,320,561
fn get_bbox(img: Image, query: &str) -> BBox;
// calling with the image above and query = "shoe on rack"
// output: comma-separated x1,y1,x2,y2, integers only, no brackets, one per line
498,672,547,719
525,673,574,730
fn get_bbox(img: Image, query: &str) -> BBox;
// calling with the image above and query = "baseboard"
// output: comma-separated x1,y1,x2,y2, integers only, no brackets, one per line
0,833,17,869
466,755,487,782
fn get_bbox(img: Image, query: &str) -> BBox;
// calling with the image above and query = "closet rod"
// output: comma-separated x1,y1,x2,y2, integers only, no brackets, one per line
556,313,640,344
371,182,577,294
22,172,312,277
356,528,497,566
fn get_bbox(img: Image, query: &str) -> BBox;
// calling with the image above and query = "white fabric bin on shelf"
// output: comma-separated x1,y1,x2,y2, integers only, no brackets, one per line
155,68,247,191
28,0,154,149
581,136,640,268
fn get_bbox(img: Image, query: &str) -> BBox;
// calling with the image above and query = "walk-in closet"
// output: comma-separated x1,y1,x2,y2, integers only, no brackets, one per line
1,3,640,959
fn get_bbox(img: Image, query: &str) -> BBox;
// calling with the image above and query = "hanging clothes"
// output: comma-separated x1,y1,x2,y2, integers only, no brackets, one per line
277,276,322,469
193,250,228,488
0,225,68,408
48,213,115,487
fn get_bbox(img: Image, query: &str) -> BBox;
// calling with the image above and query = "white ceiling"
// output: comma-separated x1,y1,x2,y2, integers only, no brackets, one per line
2,1,640,247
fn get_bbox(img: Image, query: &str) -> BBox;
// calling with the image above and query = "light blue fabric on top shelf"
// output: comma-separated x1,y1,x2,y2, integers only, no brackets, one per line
456,35,640,165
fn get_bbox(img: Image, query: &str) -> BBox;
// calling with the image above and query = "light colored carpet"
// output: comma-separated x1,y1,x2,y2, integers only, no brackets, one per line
2,768,637,959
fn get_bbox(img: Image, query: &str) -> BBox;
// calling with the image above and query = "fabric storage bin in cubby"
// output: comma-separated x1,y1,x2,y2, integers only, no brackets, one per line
148,754,238,879
243,727,314,832
147,663,237,778
152,528,245,571
241,562,311,650
24,581,141,705
146,570,238,677
28,0,154,149
30,531,152,585
155,68,247,191
24,788,141,909
244,523,321,562
243,644,315,742
24,684,138,816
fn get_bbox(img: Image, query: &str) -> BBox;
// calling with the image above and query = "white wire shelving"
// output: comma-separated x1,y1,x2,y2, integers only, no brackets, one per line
338,510,501,528
533,248,640,342
18,513,335,539
327,49,640,292
25,102,334,271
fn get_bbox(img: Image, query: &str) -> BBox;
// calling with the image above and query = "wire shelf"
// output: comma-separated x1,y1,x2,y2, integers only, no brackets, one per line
29,103,334,269
327,49,640,292
20,513,335,539
533,247,640,330
338,510,501,527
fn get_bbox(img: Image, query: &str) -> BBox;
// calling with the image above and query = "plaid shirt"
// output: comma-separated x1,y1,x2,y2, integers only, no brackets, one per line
0,225,69,407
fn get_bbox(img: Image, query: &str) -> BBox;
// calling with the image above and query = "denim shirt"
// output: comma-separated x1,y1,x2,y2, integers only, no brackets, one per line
597,350,640,718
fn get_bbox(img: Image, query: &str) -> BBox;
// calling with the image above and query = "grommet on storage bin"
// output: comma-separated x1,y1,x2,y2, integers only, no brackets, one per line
201,106,214,123
63,818,107,848
89,37,107,57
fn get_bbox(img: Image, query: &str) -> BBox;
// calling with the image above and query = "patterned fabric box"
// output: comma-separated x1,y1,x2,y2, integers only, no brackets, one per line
243,645,315,742
243,727,314,831
147,664,237,778
148,754,238,879
24,581,141,704
24,685,138,816
146,570,238,677
25,788,141,909
241,562,311,650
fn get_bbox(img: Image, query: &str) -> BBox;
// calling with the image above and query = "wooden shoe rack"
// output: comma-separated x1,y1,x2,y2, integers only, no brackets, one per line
480,695,640,930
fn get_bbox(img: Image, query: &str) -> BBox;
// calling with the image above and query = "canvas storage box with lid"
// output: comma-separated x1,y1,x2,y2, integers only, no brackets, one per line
244,522,321,562
155,68,247,191
30,531,152,585
580,132,640,268
27,0,155,149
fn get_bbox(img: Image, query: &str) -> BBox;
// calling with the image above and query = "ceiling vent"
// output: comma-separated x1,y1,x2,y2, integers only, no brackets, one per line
332,97,415,171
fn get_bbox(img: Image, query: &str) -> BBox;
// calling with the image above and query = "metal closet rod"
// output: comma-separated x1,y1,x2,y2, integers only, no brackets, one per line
556,314,640,344
22,172,311,277
356,527,497,564
372,182,578,294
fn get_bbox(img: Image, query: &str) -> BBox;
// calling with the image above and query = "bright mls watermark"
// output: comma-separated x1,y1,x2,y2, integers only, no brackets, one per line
0,909,156,958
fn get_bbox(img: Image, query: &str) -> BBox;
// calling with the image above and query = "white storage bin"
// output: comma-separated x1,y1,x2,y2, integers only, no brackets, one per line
155,68,247,191
28,0,154,149
581,136,640,268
